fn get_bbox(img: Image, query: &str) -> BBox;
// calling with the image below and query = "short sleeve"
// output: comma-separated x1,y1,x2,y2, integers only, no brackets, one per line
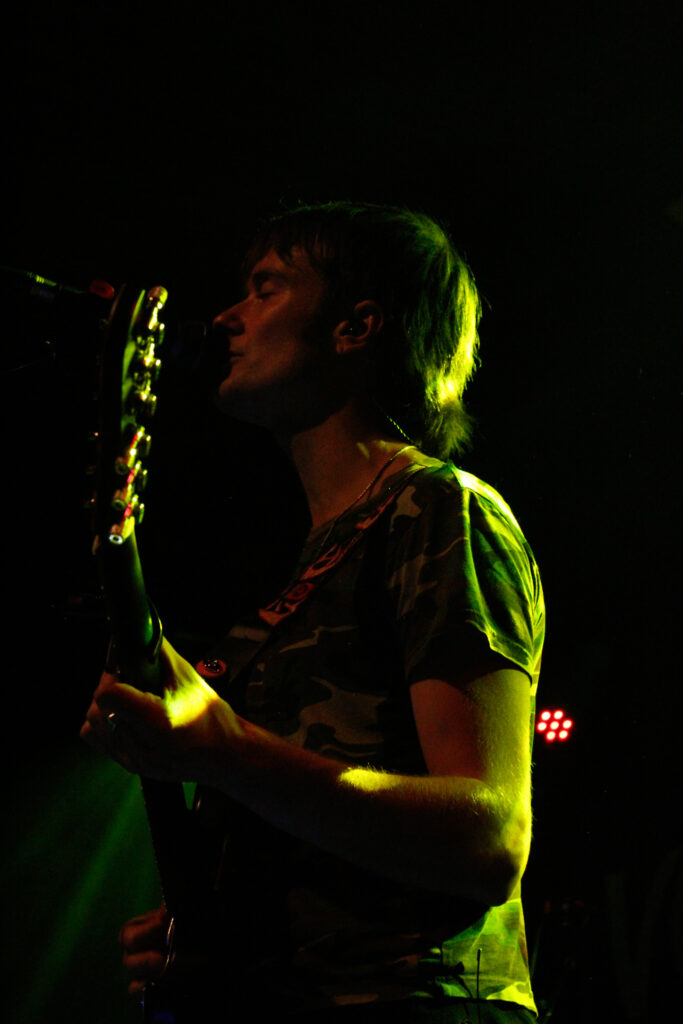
386,467,544,696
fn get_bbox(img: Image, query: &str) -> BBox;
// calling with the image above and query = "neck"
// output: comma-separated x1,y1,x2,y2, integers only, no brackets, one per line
279,410,418,527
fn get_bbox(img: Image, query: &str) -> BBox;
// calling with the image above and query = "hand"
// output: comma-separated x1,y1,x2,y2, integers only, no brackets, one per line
119,905,170,1000
80,638,245,784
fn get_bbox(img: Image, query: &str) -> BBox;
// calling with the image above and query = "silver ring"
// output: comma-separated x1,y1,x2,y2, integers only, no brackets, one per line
105,712,119,733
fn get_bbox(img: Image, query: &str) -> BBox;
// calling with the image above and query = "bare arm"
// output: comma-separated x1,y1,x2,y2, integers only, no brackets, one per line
82,641,531,906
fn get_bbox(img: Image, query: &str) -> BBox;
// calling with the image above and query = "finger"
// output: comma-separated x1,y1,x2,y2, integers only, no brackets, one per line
80,703,119,753
80,701,145,774
82,689,128,742
92,669,125,706
82,675,167,778
119,908,168,952
128,978,146,1000
122,948,166,980
95,682,167,739
79,718,102,749
119,905,168,934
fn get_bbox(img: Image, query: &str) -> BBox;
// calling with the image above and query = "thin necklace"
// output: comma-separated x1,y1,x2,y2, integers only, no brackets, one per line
312,444,417,556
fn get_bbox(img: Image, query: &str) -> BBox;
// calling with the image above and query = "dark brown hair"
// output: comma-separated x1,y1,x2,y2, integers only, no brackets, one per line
244,201,481,457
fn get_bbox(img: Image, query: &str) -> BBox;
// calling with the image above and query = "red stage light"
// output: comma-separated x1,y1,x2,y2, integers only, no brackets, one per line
537,709,574,743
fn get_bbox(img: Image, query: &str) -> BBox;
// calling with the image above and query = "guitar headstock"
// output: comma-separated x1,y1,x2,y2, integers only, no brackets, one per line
92,283,168,548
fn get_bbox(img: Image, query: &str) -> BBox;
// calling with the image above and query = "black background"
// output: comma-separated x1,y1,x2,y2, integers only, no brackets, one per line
3,4,681,1022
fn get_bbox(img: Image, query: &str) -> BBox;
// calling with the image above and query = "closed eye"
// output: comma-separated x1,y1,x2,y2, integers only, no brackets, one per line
246,268,288,300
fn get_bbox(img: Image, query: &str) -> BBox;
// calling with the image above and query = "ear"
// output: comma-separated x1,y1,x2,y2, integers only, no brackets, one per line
333,300,384,354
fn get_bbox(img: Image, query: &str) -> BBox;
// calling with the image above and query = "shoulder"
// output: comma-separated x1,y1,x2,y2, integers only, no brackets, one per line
390,459,528,550
386,459,544,634
386,460,545,691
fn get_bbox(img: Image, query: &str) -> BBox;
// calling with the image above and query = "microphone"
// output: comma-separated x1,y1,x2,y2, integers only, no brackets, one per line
1,266,116,373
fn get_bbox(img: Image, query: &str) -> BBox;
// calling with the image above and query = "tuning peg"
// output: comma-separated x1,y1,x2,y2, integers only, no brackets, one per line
142,287,168,333
113,492,143,518
121,425,152,457
135,430,152,459
111,484,134,513
127,387,157,421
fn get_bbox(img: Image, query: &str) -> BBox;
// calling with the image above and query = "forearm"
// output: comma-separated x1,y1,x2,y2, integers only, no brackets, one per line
82,647,531,905
200,716,530,905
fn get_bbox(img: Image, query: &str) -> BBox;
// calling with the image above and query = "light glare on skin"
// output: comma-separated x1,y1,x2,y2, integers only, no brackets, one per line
163,678,221,729
339,766,403,793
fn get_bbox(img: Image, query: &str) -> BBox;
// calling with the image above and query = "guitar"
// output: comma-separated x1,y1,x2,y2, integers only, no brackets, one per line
92,283,287,1019
91,281,196,1020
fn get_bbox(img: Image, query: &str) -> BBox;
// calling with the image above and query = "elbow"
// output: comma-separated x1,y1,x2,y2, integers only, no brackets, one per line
477,806,531,907
481,845,527,907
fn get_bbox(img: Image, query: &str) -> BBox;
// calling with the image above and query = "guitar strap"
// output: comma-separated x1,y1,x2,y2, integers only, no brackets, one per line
196,468,423,693
188,470,425,988
258,481,406,626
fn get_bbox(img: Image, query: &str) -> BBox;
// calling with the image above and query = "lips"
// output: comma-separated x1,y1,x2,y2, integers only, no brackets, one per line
209,351,241,387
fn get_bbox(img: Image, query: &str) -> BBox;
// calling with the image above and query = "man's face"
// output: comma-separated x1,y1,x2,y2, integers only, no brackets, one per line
213,247,337,432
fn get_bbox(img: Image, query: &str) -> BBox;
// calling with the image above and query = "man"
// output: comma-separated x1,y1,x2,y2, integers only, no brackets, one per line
82,202,544,1023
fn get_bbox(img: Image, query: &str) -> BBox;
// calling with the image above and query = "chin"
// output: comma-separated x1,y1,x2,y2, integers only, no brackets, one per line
214,382,273,430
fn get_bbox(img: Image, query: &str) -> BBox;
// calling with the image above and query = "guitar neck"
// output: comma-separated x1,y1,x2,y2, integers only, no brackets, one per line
98,526,161,687
97,526,192,916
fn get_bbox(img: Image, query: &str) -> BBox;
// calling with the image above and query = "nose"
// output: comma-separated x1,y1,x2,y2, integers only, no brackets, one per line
212,301,245,336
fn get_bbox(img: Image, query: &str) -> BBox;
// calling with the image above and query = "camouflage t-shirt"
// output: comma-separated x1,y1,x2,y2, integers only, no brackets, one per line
198,461,544,1014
